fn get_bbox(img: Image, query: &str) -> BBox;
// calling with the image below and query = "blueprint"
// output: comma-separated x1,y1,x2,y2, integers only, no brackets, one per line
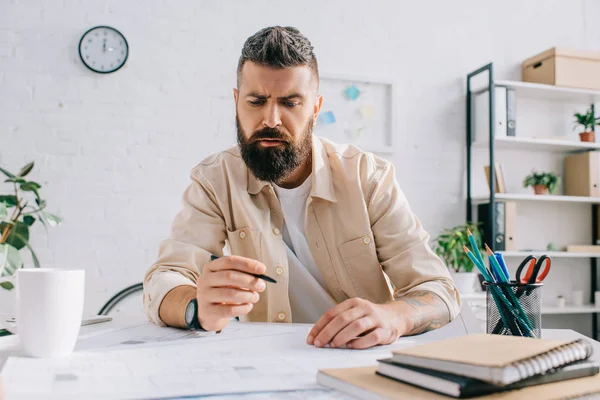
0,313,474,399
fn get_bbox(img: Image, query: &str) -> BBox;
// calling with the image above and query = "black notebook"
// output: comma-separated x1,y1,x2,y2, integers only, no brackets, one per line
377,359,600,398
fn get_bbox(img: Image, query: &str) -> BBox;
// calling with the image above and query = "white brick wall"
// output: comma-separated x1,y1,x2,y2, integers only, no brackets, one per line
1,0,600,330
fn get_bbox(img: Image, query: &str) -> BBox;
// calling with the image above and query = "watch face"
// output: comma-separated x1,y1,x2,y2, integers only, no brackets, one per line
185,300,196,325
78,26,128,73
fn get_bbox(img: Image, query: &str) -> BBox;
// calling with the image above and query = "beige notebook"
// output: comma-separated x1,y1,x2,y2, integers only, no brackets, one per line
389,334,592,386
317,366,600,400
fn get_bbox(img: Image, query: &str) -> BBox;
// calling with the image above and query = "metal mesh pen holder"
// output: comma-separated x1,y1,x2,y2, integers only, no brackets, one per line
483,281,542,338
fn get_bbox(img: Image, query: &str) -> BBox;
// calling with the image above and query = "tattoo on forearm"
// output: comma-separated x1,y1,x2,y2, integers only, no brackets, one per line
400,290,450,335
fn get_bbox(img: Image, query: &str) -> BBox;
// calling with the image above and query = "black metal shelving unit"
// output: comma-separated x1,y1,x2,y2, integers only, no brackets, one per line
466,63,600,339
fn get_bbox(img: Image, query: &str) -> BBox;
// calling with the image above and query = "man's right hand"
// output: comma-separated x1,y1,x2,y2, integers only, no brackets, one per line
195,255,267,332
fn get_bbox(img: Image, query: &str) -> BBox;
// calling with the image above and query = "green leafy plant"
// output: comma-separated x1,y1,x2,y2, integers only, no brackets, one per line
523,170,560,194
573,107,600,132
433,222,484,273
0,162,62,290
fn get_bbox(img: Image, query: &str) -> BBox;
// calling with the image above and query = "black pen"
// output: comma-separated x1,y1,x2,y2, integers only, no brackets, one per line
210,255,278,283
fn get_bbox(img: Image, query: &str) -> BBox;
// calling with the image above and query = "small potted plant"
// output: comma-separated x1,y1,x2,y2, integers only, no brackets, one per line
573,107,600,143
433,222,484,293
523,170,560,195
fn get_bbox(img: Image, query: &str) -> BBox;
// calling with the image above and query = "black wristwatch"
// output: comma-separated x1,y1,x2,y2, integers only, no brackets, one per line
185,298,205,331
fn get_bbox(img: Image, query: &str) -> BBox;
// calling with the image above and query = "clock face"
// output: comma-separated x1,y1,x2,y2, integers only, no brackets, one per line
78,26,128,73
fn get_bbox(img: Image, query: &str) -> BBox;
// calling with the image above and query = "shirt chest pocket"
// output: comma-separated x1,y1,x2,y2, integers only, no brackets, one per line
226,227,262,260
338,234,390,303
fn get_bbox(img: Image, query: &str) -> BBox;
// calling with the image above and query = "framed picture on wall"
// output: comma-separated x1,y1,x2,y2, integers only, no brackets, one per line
315,74,396,155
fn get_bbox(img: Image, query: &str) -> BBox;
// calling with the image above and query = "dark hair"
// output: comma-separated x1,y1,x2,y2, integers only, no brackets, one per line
237,26,319,88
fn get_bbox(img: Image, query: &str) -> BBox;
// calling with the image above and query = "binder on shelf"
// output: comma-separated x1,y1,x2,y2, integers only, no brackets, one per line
506,88,516,136
473,87,507,141
564,151,599,197
597,209,600,245
477,201,517,251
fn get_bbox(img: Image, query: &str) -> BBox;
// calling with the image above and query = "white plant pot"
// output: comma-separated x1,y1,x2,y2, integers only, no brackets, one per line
450,271,479,293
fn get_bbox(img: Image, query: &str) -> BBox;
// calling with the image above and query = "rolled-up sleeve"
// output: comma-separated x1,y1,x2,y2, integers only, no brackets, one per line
143,169,227,326
367,161,461,320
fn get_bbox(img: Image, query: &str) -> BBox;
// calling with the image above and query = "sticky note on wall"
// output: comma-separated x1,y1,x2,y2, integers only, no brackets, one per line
344,85,360,101
347,125,366,139
318,111,336,125
360,105,374,119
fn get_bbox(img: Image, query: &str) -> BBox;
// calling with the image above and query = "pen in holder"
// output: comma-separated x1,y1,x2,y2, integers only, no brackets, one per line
483,281,542,338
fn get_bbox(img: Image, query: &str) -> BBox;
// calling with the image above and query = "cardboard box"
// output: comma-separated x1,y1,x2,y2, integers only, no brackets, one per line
522,47,600,90
564,151,600,197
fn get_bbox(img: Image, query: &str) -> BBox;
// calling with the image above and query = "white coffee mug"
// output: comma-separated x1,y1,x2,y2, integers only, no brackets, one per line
0,268,85,358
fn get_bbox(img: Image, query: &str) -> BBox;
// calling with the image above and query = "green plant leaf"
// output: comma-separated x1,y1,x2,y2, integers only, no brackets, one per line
0,281,14,290
20,182,41,192
0,166,15,179
24,242,40,269
0,203,6,220
0,243,23,277
23,215,35,226
41,211,62,227
4,177,25,184
0,195,18,207
17,162,34,178
0,221,29,250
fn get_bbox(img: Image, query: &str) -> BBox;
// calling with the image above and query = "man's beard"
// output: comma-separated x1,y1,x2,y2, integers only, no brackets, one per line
237,116,314,184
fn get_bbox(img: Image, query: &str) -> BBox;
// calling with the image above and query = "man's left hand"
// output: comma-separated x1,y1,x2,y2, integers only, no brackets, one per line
306,298,405,350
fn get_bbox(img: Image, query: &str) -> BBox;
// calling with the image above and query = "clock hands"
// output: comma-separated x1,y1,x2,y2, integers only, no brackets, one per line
102,39,115,53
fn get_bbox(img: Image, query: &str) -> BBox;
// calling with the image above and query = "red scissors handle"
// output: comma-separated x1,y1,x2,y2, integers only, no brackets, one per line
520,255,551,284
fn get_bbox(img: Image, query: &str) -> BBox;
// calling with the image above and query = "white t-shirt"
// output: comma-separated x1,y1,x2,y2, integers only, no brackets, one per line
274,176,337,323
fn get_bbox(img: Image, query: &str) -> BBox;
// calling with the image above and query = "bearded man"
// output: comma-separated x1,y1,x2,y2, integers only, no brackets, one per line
143,26,460,350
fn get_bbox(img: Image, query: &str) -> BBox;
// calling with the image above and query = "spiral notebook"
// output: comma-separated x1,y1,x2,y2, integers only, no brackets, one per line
389,334,593,386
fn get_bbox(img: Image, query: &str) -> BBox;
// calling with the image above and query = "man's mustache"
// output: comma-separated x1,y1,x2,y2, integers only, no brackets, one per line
249,128,291,144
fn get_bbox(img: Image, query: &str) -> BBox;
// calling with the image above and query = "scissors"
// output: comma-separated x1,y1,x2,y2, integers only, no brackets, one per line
515,255,551,284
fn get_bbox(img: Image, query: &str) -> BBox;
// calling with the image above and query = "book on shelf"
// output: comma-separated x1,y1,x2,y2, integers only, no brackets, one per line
483,163,507,193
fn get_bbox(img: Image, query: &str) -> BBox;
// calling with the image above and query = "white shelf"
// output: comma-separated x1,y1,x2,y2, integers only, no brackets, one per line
474,80,600,102
498,251,600,258
473,136,600,152
472,193,600,204
542,304,600,315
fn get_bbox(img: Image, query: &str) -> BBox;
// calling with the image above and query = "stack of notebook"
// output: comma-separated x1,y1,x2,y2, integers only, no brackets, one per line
317,334,600,399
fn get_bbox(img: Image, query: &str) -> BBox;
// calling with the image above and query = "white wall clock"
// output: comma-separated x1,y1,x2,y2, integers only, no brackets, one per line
78,26,128,74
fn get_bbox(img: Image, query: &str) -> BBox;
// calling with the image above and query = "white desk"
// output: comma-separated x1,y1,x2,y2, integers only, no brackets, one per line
0,309,598,399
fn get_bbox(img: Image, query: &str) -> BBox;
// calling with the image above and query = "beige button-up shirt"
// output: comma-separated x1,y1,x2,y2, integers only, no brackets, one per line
143,137,461,326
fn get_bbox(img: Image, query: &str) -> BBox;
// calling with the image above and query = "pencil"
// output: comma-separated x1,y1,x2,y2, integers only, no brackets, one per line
466,228,485,267
463,245,491,282
210,255,278,283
